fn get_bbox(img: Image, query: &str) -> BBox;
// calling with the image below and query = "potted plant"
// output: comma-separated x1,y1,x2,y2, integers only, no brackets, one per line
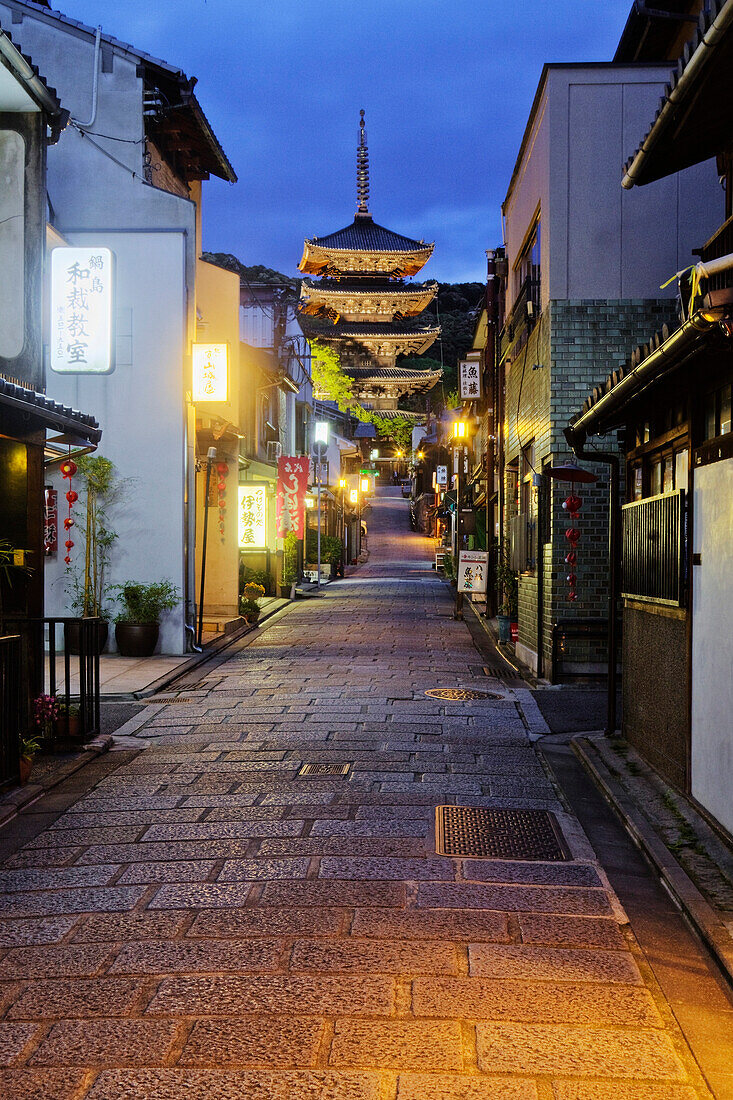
33,693,59,747
495,540,518,643
55,701,81,741
64,455,119,653
113,580,180,657
240,582,265,624
19,730,42,786
280,531,300,597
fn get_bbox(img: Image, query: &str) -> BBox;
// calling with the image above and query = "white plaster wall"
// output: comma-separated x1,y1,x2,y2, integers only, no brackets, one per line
691,457,733,838
45,231,189,654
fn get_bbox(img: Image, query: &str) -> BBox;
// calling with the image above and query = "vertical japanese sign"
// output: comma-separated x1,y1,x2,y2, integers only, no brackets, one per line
276,456,310,538
238,485,267,548
192,343,228,402
459,359,482,400
43,488,58,556
457,550,488,593
436,465,448,487
50,247,114,374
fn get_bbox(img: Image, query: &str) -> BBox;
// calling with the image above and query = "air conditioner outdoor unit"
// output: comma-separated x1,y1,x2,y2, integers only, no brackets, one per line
267,441,282,462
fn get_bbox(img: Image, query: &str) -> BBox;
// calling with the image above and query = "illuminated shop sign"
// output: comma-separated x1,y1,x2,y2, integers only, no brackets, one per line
238,484,267,548
50,247,114,374
192,343,228,402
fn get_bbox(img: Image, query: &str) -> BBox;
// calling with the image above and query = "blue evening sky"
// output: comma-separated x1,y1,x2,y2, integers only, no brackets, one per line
63,0,635,282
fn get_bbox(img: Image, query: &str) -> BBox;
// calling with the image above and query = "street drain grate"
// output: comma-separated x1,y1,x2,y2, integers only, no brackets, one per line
425,688,501,701
148,697,199,705
298,763,351,777
436,806,570,861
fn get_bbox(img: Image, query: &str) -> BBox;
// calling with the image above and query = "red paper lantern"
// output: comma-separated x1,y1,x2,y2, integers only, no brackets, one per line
567,590,578,601
217,462,228,475
60,458,78,479
565,551,577,565
566,573,577,585
565,527,580,544
65,539,74,549
66,490,78,504
64,555,71,564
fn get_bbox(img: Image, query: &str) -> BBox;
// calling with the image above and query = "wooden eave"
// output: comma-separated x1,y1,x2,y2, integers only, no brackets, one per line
299,240,434,277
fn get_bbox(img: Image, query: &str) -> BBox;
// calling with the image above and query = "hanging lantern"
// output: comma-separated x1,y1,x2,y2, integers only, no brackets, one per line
60,455,78,564
565,551,577,565
216,462,229,540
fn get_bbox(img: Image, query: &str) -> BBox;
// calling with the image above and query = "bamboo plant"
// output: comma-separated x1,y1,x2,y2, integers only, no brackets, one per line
65,455,119,620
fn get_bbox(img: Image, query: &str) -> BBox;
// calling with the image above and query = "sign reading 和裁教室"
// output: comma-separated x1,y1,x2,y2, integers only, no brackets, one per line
50,248,114,374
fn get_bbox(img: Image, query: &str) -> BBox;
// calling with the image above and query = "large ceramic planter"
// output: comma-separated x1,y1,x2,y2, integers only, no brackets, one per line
115,622,159,657
55,714,82,741
497,614,511,643
279,583,295,599
64,620,108,655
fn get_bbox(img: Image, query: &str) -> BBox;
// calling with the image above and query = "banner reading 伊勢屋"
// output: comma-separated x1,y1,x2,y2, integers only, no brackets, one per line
276,456,311,538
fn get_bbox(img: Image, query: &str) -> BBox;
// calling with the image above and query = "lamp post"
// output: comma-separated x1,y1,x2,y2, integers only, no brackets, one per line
359,476,369,556
197,446,217,648
314,421,328,589
453,420,467,620
338,478,346,572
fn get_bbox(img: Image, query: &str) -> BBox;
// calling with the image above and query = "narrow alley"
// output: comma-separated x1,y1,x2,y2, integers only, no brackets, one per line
0,487,731,1099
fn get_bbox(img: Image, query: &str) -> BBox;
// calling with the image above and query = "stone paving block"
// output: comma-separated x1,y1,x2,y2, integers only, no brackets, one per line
217,858,311,881
418,883,614,916
462,861,603,888
475,1023,687,1080
0,944,113,979
290,938,458,975
351,907,511,942
188,907,343,940
180,794,259,808
397,1076,538,1100
71,911,188,942
259,837,429,858
178,1016,324,1067
24,827,144,848
0,886,147,918
147,883,254,910
85,1069,382,1099
261,880,406,908
468,944,641,984
73,840,256,864
310,819,429,837
551,1085,700,1100
319,857,454,881
0,1068,88,1099
517,914,626,950
109,938,281,975
0,916,78,947
116,860,218,884
29,1019,179,1068
140,821,303,841
3,849,83,870
0,866,120,893
146,974,394,1017
329,1019,463,1070
412,977,662,1026
7,977,146,1020
48,809,204,829
0,1022,37,1065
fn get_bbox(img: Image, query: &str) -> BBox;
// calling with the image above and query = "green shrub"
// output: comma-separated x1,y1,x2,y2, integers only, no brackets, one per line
113,581,180,623
305,532,343,565
283,532,300,584
238,563,273,596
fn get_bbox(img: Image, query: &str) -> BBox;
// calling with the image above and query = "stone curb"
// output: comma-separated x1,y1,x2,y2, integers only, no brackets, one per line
573,734,733,990
0,734,113,830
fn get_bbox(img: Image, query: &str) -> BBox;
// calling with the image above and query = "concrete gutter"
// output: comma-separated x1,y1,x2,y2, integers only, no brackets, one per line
573,734,733,989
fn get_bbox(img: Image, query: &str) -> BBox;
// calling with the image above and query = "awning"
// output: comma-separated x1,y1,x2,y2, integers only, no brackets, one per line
0,378,101,444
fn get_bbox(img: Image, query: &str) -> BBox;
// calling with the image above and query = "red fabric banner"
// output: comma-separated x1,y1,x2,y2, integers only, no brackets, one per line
276,456,310,538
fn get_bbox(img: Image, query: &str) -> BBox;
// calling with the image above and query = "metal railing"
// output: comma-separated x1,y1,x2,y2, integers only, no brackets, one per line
0,635,22,787
622,490,685,607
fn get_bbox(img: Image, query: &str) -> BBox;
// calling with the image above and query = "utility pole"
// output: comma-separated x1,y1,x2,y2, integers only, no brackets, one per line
197,446,217,648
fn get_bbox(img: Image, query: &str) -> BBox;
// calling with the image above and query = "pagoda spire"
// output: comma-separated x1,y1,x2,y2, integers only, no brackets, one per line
356,109,369,215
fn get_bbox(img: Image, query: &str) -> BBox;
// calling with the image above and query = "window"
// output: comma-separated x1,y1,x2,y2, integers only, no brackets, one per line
703,382,732,441
514,218,541,318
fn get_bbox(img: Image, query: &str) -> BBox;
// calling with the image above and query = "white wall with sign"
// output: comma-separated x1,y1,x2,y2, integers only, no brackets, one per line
50,247,114,374
459,358,482,400
192,342,228,402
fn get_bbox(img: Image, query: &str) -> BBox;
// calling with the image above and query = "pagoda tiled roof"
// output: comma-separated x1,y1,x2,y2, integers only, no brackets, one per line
303,319,440,339
347,366,442,382
309,214,431,254
302,278,436,294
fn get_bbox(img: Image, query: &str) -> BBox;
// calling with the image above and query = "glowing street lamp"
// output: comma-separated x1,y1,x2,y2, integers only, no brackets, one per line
314,420,329,444
360,477,369,492
313,423,329,588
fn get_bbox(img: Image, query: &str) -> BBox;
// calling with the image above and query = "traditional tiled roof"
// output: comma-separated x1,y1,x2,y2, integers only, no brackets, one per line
365,408,425,421
0,22,67,130
308,215,430,254
353,421,377,438
301,278,437,296
303,319,440,340
0,377,101,442
347,366,442,382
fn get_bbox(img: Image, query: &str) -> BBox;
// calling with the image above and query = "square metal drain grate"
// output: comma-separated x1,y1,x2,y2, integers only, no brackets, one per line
425,688,501,701
436,806,570,861
298,763,351,777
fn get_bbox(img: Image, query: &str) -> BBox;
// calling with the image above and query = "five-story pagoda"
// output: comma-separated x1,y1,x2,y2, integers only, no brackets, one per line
299,111,441,414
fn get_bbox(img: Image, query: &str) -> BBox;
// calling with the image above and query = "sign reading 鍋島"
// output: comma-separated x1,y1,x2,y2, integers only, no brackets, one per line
50,247,114,374
192,343,228,402
457,550,489,594
238,485,267,548
276,456,310,539
459,359,482,400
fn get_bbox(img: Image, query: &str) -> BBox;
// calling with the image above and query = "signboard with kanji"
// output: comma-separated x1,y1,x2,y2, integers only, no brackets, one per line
457,550,488,593
276,456,310,538
193,343,228,402
459,359,482,400
50,247,114,374
43,488,57,556
238,484,267,548
436,465,448,486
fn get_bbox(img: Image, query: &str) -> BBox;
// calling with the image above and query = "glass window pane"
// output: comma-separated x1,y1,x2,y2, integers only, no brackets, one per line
650,460,662,496
662,457,673,494
675,450,688,492
720,384,731,436
633,466,643,501
704,392,717,440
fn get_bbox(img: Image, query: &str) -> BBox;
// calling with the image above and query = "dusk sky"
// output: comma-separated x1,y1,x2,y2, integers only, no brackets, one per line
65,0,635,283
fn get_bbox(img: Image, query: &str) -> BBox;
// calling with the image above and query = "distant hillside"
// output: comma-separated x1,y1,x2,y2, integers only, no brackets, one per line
398,281,484,408
202,253,298,290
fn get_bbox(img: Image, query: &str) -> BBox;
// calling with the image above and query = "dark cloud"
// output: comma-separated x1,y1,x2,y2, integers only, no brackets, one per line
64,0,633,281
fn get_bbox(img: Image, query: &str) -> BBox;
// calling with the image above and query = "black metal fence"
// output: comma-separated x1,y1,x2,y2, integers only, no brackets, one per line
0,634,22,787
622,490,685,606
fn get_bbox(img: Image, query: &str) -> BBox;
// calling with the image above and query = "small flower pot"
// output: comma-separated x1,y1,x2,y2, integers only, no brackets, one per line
55,714,82,741
115,622,159,657
19,755,33,785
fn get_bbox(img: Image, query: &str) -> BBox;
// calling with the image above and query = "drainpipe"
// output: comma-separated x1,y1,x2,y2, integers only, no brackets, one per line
562,429,620,737
71,26,102,130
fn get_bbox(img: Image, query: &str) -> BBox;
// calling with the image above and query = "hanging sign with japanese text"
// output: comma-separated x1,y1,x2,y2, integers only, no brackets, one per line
436,465,448,486
238,484,267,548
459,359,482,400
192,343,228,402
276,456,310,539
457,550,488,593
43,488,58,556
50,247,114,374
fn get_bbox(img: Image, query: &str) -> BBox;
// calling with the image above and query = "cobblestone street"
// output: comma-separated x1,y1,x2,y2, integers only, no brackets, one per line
0,488,728,1098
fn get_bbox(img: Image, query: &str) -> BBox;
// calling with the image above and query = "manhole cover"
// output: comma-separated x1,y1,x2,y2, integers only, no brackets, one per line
425,688,501,701
436,806,570,861
298,763,350,777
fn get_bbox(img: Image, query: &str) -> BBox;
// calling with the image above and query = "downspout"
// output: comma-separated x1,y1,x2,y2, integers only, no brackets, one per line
623,1,733,189
71,26,102,129
563,428,620,737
